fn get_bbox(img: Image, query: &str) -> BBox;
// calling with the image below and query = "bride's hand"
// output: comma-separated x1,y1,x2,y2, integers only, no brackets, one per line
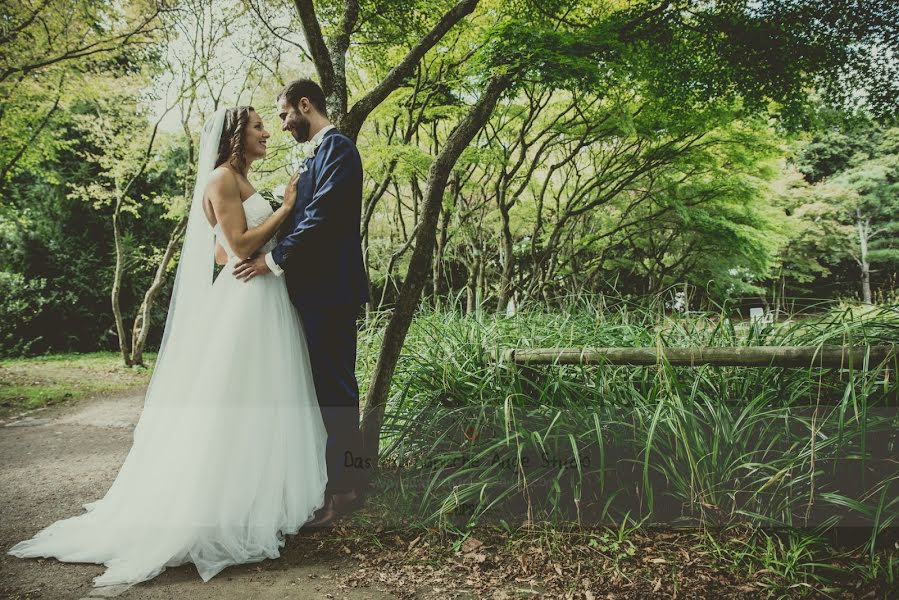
282,172,301,211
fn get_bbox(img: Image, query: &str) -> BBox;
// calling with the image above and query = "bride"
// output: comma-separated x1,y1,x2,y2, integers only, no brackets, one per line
7,107,328,588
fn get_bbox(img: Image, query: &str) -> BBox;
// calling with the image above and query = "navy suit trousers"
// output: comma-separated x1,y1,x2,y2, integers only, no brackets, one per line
297,303,363,494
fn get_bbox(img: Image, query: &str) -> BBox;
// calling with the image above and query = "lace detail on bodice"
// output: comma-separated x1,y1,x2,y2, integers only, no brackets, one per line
213,192,277,259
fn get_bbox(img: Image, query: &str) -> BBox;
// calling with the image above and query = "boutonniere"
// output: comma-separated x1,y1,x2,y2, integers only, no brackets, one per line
299,136,323,168
275,135,326,204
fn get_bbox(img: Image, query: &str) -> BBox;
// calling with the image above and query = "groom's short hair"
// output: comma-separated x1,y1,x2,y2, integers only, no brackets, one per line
278,79,328,117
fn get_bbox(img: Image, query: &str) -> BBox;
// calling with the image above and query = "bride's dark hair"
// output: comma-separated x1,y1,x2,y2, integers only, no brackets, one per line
215,106,255,172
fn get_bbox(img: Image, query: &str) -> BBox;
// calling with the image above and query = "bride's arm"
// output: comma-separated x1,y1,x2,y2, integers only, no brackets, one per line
206,169,296,260
214,242,228,265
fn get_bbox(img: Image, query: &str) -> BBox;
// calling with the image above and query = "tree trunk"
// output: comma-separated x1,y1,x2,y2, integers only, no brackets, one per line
477,246,486,311
359,73,512,466
110,196,131,367
465,255,480,315
361,166,395,313
433,202,452,304
495,199,514,312
129,216,189,366
857,208,872,304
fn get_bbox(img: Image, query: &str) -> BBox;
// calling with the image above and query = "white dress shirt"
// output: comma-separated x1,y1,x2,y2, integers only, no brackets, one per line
265,124,335,276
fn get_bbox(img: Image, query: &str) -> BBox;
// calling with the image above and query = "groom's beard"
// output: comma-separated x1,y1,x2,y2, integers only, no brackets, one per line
292,115,311,143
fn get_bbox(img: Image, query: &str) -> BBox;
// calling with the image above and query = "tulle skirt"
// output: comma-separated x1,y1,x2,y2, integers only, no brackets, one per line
7,262,328,588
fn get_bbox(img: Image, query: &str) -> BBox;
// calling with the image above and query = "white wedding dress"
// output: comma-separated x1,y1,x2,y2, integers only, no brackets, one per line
8,192,328,588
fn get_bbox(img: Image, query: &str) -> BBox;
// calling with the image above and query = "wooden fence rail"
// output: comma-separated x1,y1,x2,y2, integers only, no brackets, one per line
500,345,898,368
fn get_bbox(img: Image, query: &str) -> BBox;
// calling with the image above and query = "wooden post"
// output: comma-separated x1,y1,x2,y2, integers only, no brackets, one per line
500,345,898,369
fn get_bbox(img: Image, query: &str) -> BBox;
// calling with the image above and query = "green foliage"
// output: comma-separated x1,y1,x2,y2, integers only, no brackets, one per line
594,115,789,298
0,272,55,355
796,123,879,184
616,0,899,126
370,298,899,558
477,0,899,126
0,0,159,190
0,80,185,357
782,121,899,297
480,17,625,90
0,169,115,355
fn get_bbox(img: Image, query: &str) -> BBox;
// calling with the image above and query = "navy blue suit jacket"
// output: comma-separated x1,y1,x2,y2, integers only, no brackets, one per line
271,128,370,307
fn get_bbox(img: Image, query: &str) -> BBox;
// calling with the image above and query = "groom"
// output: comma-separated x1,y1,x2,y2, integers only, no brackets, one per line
233,79,370,527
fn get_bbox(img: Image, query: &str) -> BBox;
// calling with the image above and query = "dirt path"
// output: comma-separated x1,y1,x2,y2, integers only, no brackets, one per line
0,391,400,600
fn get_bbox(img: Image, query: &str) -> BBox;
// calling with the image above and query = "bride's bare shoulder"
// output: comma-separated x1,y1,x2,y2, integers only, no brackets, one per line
205,166,240,203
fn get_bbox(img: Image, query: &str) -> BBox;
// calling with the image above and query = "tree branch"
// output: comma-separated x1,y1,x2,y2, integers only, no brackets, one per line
293,0,337,97
342,0,479,140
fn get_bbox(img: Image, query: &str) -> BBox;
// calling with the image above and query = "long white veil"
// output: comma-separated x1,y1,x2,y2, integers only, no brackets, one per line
137,108,226,422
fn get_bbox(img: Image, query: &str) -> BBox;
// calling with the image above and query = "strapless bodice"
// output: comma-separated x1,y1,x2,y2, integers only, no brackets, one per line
213,192,277,259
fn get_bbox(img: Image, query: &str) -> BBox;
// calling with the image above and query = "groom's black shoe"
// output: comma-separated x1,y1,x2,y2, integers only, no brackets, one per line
304,489,363,529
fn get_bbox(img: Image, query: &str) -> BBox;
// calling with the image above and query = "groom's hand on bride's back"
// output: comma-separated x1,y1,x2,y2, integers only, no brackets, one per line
233,253,271,282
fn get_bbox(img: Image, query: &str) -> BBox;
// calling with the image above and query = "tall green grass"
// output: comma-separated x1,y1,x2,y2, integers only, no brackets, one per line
360,294,898,557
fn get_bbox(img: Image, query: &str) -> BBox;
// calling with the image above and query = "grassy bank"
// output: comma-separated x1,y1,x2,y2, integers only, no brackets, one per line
0,352,154,419
355,295,898,596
